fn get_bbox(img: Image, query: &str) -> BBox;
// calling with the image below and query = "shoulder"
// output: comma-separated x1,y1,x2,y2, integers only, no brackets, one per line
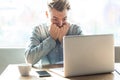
68,24,82,35
31,23,50,40
32,23,48,34
33,23,48,31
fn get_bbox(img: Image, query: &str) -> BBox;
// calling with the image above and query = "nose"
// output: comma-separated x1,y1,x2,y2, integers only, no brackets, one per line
58,21,63,27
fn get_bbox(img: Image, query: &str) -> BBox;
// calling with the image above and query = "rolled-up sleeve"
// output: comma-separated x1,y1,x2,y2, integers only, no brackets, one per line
25,26,56,65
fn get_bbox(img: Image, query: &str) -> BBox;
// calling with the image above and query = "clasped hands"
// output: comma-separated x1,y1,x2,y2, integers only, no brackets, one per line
49,23,70,43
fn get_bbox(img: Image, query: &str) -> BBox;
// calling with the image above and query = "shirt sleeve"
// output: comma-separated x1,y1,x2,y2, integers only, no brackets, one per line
69,24,82,35
25,25,56,65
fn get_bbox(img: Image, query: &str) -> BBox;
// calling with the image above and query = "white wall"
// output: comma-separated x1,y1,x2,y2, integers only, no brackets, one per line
0,48,25,74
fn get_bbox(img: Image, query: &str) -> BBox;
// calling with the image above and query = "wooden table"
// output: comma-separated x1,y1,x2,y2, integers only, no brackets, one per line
0,63,120,80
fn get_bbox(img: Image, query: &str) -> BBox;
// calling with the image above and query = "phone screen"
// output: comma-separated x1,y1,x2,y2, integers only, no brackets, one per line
36,71,51,77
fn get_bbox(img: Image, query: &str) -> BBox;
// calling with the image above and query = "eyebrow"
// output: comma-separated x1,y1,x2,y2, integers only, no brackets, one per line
53,16,67,19
53,16,58,19
63,16,67,19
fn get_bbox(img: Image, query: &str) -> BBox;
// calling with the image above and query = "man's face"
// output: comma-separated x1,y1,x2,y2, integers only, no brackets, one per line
49,8,68,28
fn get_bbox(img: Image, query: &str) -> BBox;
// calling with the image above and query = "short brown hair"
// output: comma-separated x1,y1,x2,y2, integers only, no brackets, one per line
48,0,70,12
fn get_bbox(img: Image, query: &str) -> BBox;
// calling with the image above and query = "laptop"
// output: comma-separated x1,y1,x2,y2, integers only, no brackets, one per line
49,34,114,77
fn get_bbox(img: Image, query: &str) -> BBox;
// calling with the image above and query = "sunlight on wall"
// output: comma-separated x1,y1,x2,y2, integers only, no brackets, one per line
70,0,120,45
0,0,120,47
0,0,47,47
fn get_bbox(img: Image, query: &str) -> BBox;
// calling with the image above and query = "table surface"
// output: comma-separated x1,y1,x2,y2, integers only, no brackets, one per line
0,63,120,80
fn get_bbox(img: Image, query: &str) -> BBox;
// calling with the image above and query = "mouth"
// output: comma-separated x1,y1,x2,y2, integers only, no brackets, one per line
56,23,66,28
57,25,63,28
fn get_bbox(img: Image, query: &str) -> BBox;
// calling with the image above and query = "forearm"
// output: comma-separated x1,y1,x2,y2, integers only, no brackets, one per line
25,36,56,65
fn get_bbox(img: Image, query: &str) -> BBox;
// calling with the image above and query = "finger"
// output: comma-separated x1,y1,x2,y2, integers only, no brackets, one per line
50,24,55,33
53,24,57,33
57,27,61,38
63,25,68,36
60,27,64,38
50,24,58,40
55,24,59,28
55,24,61,39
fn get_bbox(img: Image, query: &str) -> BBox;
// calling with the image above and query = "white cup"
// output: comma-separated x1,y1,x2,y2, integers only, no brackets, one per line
18,63,31,76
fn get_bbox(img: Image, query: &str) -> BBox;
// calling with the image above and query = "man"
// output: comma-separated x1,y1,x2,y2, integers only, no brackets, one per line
25,0,82,67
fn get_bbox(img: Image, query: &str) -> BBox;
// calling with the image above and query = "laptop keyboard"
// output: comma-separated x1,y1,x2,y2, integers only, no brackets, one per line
49,67,64,72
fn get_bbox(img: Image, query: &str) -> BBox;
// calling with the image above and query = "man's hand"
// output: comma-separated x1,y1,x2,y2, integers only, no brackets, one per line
58,23,70,43
49,23,70,43
49,24,60,40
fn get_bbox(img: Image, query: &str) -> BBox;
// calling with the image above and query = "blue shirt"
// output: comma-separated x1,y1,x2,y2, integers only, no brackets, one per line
25,23,82,66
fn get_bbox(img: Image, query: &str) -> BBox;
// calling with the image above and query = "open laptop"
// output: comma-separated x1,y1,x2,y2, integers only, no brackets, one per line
49,34,114,77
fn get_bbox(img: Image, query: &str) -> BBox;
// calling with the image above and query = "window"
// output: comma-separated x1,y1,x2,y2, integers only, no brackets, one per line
0,0,120,47
0,0,47,47
69,0,120,46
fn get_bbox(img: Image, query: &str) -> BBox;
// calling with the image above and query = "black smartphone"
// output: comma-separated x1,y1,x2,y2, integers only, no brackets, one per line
36,71,51,77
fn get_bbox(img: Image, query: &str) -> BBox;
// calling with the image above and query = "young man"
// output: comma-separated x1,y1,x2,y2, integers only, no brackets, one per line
25,0,82,66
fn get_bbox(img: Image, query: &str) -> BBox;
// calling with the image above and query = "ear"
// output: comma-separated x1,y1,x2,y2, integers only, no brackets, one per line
46,11,49,18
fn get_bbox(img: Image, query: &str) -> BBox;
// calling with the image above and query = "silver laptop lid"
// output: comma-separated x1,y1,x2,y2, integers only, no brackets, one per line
63,34,114,77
